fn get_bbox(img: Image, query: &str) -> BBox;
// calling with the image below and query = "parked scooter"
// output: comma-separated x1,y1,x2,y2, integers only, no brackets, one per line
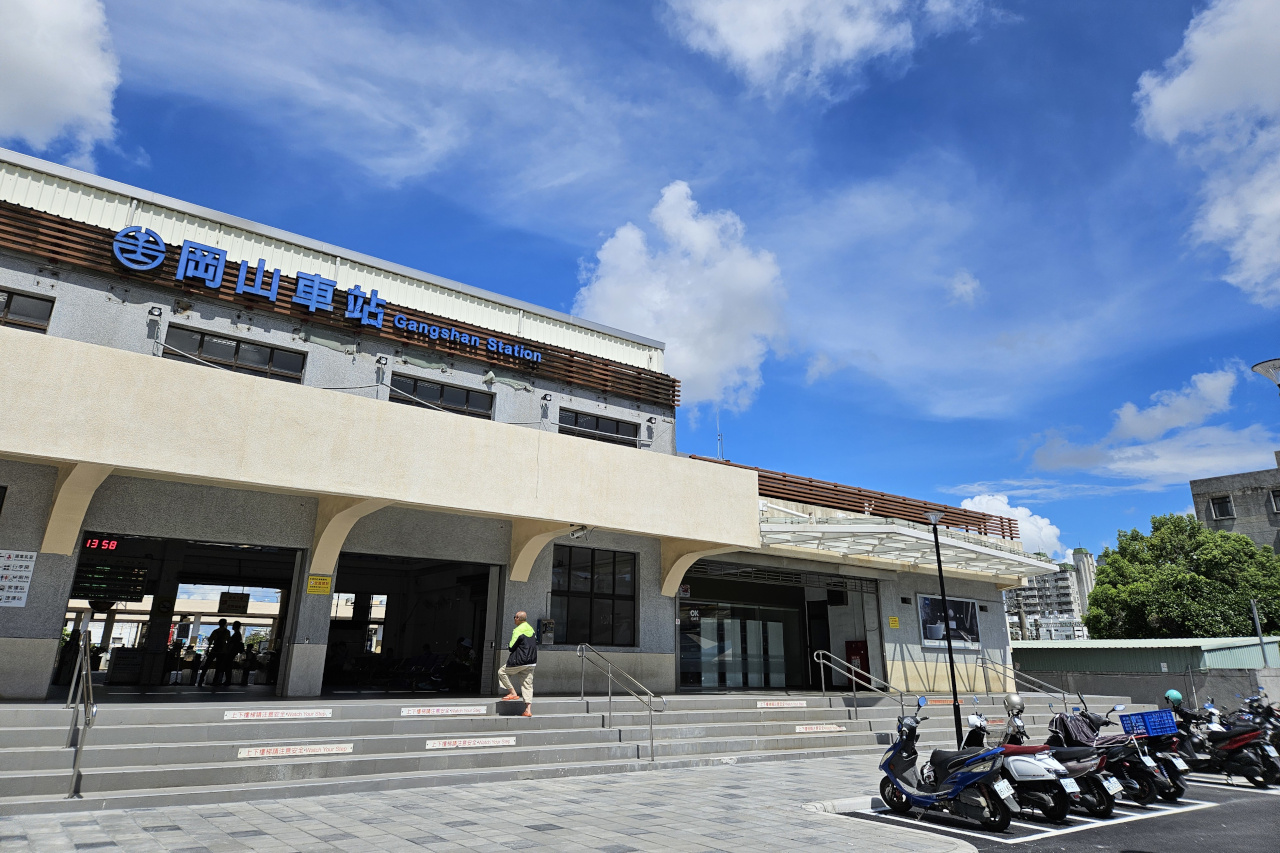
1045,702,1173,805
962,694,1080,822
966,696,1114,818
1223,691,1280,781
880,696,1019,832
1165,690,1275,788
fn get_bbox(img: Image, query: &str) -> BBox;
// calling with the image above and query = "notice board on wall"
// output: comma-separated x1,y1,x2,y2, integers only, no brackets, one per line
0,551,36,607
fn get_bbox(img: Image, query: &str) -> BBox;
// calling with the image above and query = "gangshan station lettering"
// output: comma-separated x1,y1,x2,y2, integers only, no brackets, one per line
111,226,543,363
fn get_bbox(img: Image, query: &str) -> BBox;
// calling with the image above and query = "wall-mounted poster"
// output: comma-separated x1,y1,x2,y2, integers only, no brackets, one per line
918,594,980,650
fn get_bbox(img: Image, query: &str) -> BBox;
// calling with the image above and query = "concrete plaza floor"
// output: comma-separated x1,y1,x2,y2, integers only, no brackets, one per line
0,755,973,852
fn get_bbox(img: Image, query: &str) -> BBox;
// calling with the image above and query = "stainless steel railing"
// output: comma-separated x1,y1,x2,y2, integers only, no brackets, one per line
812,649,906,719
63,625,97,799
576,644,667,761
975,656,1070,706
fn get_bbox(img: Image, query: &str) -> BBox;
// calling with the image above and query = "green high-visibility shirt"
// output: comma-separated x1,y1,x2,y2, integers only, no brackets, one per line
510,621,535,648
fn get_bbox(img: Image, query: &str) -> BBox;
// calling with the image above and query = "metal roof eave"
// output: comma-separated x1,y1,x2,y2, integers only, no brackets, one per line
0,147,666,352
759,520,1059,581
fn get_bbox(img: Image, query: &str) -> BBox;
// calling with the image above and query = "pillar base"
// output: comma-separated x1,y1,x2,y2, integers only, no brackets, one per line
280,643,327,697
0,637,59,700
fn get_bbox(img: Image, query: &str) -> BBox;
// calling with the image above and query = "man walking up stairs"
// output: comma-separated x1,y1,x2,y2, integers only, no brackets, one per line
498,611,536,717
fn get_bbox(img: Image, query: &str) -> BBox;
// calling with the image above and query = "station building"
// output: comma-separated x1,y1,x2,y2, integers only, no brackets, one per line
0,149,1055,702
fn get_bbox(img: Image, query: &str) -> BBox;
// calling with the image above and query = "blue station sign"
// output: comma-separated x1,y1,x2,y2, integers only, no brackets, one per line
112,226,542,363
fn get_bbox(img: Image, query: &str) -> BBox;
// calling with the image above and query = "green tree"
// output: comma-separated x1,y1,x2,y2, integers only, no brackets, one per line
1084,514,1280,639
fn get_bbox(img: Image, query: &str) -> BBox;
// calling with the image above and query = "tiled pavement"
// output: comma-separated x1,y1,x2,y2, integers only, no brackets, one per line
0,756,974,853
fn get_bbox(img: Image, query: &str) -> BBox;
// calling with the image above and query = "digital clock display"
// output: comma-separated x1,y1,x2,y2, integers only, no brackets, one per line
84,538,118,550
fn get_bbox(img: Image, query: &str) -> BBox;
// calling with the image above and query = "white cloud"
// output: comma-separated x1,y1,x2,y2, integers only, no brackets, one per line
0,0,118,169
947,269,981,305
663,0,981,97
758,166,1142,418
574,181,786,410
104,0,629,187
1107,368,1236,442
1029,367,1278,490
1136,0,1280,304
961,494,1065,558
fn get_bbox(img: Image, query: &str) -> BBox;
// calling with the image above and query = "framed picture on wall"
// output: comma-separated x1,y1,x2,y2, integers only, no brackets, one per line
917,594,980,650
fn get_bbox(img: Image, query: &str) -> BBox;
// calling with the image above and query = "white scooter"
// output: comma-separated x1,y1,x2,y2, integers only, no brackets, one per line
963,696,1080,823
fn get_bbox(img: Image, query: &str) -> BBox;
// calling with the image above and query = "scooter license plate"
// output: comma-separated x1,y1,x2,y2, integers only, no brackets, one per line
993,779,1015,800
1103,776,1123,795
1060,777,1080,794
1265,746,1279,758
1141,755,1157,768
1172,756,1190,771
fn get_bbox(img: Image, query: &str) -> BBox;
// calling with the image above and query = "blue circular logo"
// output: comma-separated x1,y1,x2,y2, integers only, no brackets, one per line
112,226,167,271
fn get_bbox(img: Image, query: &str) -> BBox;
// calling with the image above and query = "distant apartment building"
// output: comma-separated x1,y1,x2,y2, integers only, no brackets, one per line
1004,549,1095,640
1190,452,1280,552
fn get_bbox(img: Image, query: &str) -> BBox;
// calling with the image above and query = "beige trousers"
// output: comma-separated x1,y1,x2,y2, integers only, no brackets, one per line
497,664,535,704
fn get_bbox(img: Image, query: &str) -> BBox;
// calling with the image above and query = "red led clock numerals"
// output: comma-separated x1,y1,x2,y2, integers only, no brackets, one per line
83,538,117,550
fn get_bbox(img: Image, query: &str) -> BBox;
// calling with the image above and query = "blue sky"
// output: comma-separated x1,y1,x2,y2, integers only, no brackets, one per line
5,0,1280,558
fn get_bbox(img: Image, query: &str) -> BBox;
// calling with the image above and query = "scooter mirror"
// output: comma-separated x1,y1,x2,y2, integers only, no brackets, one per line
972,696,979,705
917,696,928,708
1113,704,1126,712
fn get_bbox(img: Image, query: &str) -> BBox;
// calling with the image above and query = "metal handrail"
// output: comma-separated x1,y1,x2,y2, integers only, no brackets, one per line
64,626,97,798
576,644,667,761
975,656,1069,705
812,650,905,719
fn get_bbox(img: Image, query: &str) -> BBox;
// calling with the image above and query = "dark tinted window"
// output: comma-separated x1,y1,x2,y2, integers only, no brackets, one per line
557,409,641,448
550,545,637,647
162,327,305,382
0,289,54,332
1210,496,1235,519
388,374,493,419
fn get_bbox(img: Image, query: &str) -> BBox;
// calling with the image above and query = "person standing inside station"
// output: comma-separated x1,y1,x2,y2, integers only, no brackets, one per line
498,611,537,717
204,619,232,688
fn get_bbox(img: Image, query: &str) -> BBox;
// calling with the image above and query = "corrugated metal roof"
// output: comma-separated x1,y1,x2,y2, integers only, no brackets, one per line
1014,638,1275,650
0,148,667,371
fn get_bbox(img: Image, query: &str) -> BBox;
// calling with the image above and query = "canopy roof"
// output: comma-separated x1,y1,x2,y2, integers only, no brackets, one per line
759,515,1058,582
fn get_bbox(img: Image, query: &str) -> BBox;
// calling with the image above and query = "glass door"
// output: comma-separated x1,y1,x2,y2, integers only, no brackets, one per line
680,601,804,689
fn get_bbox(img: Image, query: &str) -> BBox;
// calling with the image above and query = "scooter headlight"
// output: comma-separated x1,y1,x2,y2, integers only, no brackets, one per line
967,759,996,773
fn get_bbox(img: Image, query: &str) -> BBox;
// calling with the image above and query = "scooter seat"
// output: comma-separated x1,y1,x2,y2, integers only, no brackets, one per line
1000,744,1050,755
929,747,986,779
1206,726,1255,743
1050,747,1096,761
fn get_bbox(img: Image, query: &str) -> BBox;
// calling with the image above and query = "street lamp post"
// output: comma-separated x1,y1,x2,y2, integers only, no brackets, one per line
925,510,964,749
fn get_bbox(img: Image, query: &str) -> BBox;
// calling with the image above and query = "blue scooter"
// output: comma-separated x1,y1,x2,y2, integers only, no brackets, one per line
879,696,1021,832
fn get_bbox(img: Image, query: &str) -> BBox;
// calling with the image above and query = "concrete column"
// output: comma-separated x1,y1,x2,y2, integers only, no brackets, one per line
279,550,333,697
140,540,184,684
0,551,79,699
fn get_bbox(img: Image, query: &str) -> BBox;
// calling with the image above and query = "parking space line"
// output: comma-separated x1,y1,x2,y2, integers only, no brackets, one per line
1187,778,1280,795
846,798,1218,845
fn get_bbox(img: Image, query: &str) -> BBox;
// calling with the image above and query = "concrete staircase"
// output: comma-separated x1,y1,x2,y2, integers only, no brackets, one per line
0,692,1146,815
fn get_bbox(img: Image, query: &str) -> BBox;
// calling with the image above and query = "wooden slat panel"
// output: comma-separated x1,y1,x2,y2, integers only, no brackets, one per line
0,201,681,408
692,457,1019,540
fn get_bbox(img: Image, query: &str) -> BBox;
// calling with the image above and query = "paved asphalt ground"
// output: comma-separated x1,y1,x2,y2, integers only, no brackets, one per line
2,755,1276,852
836,774,1280,853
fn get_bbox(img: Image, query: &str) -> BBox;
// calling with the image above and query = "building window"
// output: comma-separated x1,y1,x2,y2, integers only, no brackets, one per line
550,545,636,646
1271,490,1280,513
0,289,54,333
162,326,305,383
558,410,641,448
389,374,493,418
1210,496,1235,519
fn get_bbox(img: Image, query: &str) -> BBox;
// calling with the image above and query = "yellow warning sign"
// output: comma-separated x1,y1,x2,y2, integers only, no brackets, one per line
887,616,900,629
306,575,332,595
